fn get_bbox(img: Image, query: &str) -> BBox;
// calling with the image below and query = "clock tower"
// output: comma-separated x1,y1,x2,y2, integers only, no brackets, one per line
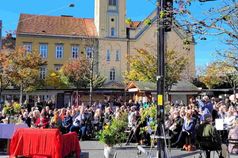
94,0,126,38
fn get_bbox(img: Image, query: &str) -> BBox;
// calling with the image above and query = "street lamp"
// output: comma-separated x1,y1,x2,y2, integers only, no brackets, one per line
0,68,2,101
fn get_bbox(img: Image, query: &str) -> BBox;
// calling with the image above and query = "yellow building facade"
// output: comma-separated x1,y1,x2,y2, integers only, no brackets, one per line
16,0,195,86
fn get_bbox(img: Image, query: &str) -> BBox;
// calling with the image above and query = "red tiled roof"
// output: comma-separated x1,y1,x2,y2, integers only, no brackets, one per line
131,21,141,28
17,14,98,37
126,21,141,29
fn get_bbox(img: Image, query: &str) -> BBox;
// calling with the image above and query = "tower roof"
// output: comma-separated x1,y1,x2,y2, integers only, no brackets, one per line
17,14,98,37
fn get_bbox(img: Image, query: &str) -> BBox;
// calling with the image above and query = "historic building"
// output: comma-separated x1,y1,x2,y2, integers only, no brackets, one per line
16,0,194,84
14,0,195,105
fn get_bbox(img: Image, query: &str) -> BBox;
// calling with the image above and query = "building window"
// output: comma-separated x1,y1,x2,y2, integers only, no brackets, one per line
116,50,120,61
71,45,79,59
40,66,47,79
106,49,110,61
55,44,64,59
109,0,117,6
111,27,115,37
110,68,115,81
23,42,32,53
54,64,63,71
39,43,48,58
86,47,93,58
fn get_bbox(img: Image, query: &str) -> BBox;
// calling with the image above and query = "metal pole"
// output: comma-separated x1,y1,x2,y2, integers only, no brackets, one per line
0,67,2,103
0,74,2,108
89,56,93,106
234,82,236,98
157,0,165,157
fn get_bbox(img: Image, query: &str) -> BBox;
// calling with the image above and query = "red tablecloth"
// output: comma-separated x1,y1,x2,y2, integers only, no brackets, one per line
9,128,80,158
62,132,80,158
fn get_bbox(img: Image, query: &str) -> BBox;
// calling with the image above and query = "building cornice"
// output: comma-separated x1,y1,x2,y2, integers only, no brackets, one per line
17,33,130,42
98,37,128,42
17,33,98,39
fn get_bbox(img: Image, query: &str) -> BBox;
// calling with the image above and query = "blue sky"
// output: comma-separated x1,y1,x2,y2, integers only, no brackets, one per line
0,0,226,68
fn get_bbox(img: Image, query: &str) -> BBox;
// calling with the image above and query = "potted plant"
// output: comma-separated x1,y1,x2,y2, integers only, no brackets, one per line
139,104,157,145
98,112,128,158
2,102,22,123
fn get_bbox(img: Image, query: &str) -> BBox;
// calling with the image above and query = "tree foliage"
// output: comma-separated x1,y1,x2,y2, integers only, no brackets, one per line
165,49,188,89
45,70,69,89
2,33,15,50
62,57,90,89
176,0,238,72
124,48,187,90
62,57,106,89
199,61,238,89
0,49,11,90
5,48,46,92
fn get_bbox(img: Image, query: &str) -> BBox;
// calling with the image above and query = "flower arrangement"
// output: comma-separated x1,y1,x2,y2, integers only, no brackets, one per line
140,104,157,134
2,102,21,116
3,105,14,116
98,112,128,147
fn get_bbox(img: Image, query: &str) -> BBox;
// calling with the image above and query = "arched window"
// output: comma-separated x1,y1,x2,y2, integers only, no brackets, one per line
109,0,117,6
110,68,115,81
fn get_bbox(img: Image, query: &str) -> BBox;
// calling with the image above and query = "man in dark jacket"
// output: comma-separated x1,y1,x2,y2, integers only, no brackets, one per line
196,113,223,158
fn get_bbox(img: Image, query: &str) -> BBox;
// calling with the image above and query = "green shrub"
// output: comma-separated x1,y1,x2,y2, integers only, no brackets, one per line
98,112,128,146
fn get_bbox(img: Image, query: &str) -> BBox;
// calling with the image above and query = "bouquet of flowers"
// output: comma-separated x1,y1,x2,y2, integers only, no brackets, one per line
2,102,21,116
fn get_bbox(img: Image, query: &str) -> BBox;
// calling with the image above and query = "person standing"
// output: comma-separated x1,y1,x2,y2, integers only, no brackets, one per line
196,113,228,158
228,117,238,154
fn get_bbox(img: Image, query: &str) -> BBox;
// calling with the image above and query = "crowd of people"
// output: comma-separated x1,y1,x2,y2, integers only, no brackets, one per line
166,96,238,153
0,95,238,156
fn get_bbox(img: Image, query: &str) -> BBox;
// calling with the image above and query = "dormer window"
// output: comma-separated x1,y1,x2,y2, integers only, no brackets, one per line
109,0,117,6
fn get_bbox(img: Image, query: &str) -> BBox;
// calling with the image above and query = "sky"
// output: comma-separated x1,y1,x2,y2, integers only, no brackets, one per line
0,0,227,69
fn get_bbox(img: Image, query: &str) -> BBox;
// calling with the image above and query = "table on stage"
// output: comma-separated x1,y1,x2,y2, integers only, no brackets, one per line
0,123,28,153
9,128,81,158
0,123,28,139
62,132,81,158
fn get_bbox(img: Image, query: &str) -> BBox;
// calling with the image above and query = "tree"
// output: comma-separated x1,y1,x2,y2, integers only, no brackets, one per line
0,49,11,102
198,62,223,89
2,33,15,50
44,70,69,89
175,0,238,71
62,57,91,89
5,48,46,105
124,48,187,90
199,61,238,90
62,57,106,105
